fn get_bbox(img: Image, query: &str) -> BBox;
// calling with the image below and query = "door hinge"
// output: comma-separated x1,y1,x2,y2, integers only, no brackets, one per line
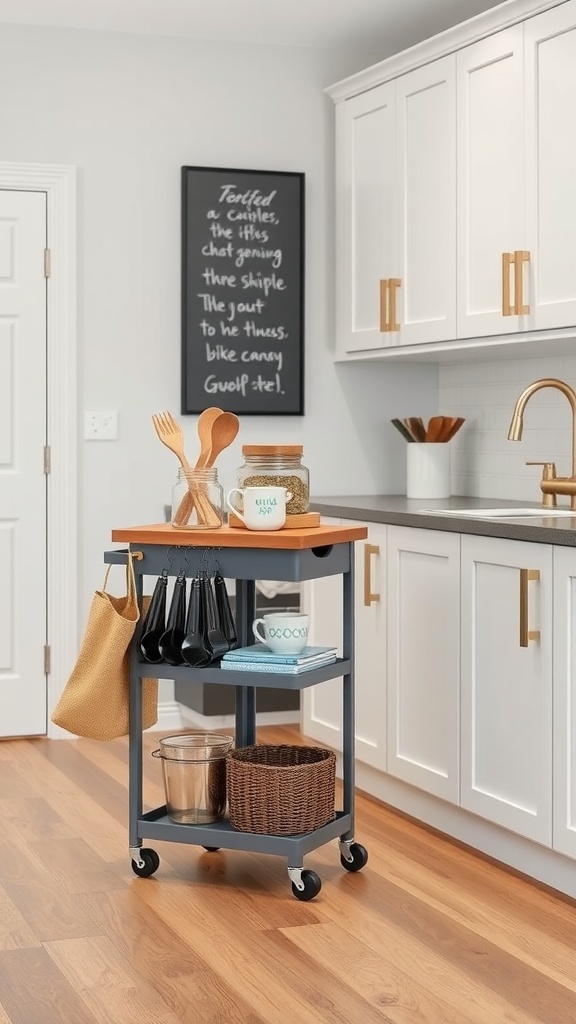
44,446,51,474
44,248,51,277
44,645,51,675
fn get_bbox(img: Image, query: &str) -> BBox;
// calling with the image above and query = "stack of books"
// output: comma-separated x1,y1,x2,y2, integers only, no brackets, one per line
220,644,338,674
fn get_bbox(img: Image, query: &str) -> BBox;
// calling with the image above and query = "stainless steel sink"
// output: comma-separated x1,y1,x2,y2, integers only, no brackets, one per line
420,507,576,519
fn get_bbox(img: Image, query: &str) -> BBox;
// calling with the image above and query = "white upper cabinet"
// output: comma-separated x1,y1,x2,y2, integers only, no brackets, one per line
456,26,525,339
335,58,456,356
330,0,576,360
525,2,576,330
395,57,457,347
336,83,396,353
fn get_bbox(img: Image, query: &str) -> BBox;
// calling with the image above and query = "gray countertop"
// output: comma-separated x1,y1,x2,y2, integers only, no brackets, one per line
309,494,576,547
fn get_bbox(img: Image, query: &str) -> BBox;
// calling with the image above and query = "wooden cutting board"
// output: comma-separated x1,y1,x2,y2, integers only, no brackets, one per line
228,511,321,530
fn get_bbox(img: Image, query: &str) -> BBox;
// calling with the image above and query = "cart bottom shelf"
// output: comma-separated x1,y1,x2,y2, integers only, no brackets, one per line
137,806,352,858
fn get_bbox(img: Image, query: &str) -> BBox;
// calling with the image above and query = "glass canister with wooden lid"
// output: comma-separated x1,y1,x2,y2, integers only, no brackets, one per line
236,444,310,515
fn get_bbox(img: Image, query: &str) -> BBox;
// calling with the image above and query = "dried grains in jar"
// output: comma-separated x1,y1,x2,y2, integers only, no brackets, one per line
237,445,310,514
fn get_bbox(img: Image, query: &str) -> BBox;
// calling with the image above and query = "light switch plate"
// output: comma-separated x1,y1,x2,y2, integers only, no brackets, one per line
84,411,118,440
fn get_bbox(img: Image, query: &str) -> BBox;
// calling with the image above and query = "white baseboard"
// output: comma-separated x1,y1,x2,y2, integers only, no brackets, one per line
147,701,192,732
177,704,300,732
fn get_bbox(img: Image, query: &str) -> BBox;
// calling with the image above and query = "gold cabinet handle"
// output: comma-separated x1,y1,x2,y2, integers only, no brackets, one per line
388,278,401,332
502,252,513,316
379,279,389,332
364,544,380,606
519,568,540,647
514,250,530,315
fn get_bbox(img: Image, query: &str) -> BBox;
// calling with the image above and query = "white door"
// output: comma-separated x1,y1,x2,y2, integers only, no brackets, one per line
335,82,396,355
460,535,552,845
0,189,48,737
395,55,457,346
456,25,525,339
525,1,576,331
387,526,460,802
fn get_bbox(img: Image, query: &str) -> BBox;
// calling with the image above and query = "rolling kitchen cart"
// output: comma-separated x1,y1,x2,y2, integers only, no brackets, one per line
105,522,369,901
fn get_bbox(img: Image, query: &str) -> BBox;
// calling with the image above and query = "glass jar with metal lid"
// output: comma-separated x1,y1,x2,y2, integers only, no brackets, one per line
237,445,310,515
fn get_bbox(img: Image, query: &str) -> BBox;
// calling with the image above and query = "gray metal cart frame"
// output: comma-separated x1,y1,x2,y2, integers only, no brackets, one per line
104,533,368,900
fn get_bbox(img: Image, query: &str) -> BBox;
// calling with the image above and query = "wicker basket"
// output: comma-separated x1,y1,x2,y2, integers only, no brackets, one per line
227,744,336,835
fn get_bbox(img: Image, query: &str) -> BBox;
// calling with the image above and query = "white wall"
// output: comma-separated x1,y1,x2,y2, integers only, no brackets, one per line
0,23,438,712
439,354,576,500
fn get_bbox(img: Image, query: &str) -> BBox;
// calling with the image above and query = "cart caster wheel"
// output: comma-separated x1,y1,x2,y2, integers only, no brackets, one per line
340,842,368,873
291,869,322,902
131,848,160,878
202,846,221,852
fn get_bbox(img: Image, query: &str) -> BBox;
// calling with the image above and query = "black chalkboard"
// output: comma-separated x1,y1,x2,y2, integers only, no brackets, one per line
181,166,305,416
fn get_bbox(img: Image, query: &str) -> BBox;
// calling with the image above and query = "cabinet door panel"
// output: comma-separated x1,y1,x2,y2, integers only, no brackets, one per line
456,26,524,339
552,547,576,859
525,2,576,330
301,520,386,771
336,83,396,354
396,56,456,346
301,518,343,750
387,526,460,800
355,526,387,770
461,536,552,844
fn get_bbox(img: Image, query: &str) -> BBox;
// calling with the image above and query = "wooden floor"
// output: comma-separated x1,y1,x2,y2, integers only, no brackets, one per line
1,724,576,1023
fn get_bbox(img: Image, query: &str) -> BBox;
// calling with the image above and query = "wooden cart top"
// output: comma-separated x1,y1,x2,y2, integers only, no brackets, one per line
111,522,368,550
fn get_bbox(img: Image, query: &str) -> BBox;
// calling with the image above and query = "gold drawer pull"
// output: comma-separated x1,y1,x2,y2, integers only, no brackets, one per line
519,568,540,648
388,278,401,332
364,544,380,606
514,250,530,315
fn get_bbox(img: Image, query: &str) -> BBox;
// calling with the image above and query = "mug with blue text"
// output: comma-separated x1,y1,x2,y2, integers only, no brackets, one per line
227,485,293,531
252,612,310,655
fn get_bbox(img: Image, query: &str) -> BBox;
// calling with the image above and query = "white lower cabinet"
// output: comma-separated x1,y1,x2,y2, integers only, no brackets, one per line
552,546,576,859
304,518,576,880
386,526,460,802
301,519,387,771
460,535,553,845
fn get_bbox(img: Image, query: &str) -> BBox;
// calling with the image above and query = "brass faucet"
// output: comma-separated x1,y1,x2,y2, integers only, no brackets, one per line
507,377,576,509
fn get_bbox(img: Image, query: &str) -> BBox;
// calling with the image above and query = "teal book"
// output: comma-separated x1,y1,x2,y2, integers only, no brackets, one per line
220,655,338,675
222,643,338,665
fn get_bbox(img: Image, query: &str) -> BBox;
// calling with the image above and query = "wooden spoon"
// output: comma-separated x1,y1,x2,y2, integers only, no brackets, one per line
443,416,465,442
436,416,457,442
204,411,240,468
391,418,415,442
426,415,446,442
174,406,224,525
195,407,224,469
406,417,426,443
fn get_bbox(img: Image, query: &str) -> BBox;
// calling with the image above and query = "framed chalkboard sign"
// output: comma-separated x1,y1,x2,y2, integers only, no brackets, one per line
181,166,305,415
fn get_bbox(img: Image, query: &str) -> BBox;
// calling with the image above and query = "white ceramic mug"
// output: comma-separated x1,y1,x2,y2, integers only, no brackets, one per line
252,612,310,655
227,485,293,531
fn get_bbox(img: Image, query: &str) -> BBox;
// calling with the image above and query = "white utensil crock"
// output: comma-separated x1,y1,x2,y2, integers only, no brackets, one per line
406,443,451,499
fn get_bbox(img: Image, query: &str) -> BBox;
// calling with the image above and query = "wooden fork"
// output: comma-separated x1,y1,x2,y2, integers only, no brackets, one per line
152,412,220,528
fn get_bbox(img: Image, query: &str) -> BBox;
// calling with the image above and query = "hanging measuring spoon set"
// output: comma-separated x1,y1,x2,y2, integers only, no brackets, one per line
139,550,237,668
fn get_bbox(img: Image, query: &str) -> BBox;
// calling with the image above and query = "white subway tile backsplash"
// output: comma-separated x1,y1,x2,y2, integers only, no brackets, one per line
440,352,576,499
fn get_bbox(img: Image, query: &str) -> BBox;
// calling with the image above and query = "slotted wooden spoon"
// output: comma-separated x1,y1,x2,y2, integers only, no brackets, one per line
152,411,220,528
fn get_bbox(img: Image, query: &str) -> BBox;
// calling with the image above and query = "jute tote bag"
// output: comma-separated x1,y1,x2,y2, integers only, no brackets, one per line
51,554,158,739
